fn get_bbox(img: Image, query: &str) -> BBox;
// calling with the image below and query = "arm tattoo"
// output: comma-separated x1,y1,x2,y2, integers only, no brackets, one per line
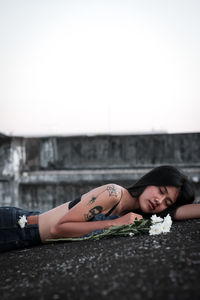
87,189,106,205
84,206,103,221
87,196,98,205
87,184,122,205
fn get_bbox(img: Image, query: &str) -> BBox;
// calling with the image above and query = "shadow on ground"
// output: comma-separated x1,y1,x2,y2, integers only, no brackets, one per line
0,220,200,300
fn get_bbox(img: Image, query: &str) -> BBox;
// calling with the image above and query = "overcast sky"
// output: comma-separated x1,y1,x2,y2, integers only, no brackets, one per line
0,0,200,136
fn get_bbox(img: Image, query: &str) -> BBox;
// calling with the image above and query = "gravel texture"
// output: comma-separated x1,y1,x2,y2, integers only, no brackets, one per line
0,219,200,300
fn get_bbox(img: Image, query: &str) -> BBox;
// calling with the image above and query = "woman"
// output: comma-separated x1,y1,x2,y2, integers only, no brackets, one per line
0,165,199,252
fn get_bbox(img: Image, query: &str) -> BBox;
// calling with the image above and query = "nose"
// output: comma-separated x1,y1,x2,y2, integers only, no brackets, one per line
155,195,165,205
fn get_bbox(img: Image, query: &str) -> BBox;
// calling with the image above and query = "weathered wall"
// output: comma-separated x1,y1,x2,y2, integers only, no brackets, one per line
21,134,200,170
0,133,200,212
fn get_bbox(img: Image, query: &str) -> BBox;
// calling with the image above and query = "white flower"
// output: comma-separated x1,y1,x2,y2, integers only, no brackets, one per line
163,214,172,227
151,214,163,224
18,215,27,228
160,223,171,233
161,214,172,233
149,214,172,235
149,223,163,235
129,232,134,237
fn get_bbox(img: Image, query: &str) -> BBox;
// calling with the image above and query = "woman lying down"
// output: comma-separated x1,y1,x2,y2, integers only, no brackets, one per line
0,165,200,252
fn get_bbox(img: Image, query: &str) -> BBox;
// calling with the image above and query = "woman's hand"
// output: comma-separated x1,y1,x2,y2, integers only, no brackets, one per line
113,212,143,226
50,212,143,239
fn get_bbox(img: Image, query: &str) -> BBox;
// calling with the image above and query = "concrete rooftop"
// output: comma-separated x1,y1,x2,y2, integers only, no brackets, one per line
0,219,200,300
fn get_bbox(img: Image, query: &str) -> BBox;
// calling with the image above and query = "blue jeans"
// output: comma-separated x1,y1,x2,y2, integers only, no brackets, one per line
0,207,42,253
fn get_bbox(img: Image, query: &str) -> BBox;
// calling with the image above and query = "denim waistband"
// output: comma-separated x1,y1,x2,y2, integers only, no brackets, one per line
0,206,42,252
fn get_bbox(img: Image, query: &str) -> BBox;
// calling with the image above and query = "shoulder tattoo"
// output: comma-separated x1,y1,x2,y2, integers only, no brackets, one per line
87,184,122,206
106,184,122,199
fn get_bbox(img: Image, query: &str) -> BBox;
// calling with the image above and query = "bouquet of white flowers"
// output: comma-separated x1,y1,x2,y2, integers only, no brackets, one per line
149,214,172,235
47,214,172,242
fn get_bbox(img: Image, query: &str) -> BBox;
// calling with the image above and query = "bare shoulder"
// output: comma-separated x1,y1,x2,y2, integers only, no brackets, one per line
82,183,123,203
103,183,124,201
57,183,124,223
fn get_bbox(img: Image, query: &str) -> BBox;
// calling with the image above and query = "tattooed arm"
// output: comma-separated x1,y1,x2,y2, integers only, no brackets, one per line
50,184,139,239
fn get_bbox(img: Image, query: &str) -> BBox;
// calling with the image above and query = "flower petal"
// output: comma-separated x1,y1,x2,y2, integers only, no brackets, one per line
151,214,163,224
18,215,27,228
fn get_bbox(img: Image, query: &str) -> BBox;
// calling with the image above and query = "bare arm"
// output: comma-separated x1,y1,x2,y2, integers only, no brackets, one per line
173,203,200,220
50,213,143,238
51,217,123,238
50,183,142,239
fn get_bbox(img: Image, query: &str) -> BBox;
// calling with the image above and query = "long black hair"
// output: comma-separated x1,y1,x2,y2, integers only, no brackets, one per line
127,165,195,219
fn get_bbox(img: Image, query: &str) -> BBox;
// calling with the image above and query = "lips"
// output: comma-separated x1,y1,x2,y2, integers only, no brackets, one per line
149,200,156,210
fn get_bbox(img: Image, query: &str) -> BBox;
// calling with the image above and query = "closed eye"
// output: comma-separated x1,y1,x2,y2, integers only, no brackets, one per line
159,187,164,194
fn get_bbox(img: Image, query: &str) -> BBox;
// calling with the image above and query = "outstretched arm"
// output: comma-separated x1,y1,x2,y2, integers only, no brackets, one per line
173,203,200,220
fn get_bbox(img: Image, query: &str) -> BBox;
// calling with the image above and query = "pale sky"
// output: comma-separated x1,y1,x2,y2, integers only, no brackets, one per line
0,0,200,136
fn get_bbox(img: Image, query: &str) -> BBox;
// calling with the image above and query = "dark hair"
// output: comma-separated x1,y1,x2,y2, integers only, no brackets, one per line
127,165,195,219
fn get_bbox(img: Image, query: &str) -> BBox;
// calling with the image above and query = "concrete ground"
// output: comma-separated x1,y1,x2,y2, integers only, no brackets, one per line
0,219,200,300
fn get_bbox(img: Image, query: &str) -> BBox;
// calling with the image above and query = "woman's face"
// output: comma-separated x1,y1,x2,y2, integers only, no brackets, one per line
138,185,180,214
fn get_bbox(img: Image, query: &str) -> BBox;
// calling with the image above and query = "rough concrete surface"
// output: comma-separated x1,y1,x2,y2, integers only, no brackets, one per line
0,219,200,300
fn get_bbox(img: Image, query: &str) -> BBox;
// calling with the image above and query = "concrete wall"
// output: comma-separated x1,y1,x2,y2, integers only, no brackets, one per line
0,133,200,212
